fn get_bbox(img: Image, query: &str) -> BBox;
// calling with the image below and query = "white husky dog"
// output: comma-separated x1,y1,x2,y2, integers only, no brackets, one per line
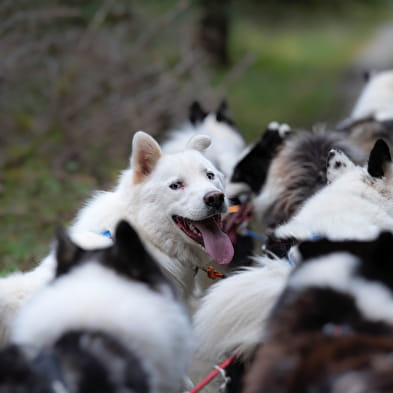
162,100,246,180
11,220,193,393
73,131,234,295
0,131,233,346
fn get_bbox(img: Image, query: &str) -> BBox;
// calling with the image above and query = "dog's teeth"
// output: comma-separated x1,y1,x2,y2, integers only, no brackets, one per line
189,223,198,234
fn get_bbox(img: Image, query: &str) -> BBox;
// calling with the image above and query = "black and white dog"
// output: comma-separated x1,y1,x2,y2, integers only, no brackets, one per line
162,100,246,181
244,232,393,393
5,221,193,393
223,121,292,267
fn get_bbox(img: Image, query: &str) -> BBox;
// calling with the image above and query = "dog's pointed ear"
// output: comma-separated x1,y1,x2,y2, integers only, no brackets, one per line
216,99,236,126
367,139,391,178
186,134,211,152
131,131,162,184
112,220,168,285
189,101,207,126
113,220,144,262
216,99,227,117
55,226,82,277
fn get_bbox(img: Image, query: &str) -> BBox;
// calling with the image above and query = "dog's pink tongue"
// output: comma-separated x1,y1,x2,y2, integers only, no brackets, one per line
192,217,234,265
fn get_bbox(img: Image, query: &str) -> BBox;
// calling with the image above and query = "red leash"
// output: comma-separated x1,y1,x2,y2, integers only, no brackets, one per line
189,356,235,393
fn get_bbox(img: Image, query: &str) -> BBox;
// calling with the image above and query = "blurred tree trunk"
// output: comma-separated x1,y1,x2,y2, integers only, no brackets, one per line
197,0,230,67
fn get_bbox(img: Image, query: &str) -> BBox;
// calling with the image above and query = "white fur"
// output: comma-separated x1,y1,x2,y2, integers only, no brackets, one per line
0,255,54,347
289,253,357,291
1,132,229,347
278,123,291,137
193,257,291,361
12,261,193,393
224,142,255,200
121,149,228,301
351,69,393,122
289,252,393,324
326,149,357,184
253,172,285,224
162,114,245,180
0,232,112,347
225,181,252,200
189,257,291,391
275,162,393,241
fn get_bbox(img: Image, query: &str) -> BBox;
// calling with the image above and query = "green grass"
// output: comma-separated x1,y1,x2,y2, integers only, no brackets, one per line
1,154,121,273
212,2,393,140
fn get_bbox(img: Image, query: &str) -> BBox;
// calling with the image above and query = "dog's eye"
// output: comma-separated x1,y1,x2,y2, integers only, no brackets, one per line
169,182,183,190
206,172,215,180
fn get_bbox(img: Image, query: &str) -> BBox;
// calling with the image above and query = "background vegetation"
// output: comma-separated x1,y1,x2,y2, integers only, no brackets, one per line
1,0,393,274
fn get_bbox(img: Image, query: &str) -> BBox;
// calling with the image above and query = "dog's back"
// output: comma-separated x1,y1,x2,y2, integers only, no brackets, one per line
10,221,192,393
244,232,393,393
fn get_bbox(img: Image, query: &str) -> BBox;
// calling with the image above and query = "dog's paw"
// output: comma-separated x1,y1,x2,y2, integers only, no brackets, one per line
278,123,291,138
267,121,280,131
326,149,355,183
267,121,292,138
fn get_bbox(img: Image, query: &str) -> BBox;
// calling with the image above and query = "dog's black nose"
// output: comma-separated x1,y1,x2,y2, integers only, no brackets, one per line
204,192,225,210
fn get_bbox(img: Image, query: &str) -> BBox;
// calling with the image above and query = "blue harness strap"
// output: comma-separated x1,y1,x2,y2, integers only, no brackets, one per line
286,233,321,266
310,233,321,241
101,230,112,239
33,350,69,393
285,257,295,266
241,229,266,242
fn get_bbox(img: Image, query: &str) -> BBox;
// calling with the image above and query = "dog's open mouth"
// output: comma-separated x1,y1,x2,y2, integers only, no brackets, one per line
172,214,234,265
223,201,253,244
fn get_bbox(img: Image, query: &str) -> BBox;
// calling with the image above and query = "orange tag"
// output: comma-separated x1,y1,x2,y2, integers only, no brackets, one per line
228,205,240,213
206,266,224,279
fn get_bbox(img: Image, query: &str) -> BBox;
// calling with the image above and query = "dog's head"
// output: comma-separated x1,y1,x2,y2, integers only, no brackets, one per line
12,221,185,350
326,139,393,211
129,131,234,266
56,220,171,293
189,100,235,128
187,100,245,180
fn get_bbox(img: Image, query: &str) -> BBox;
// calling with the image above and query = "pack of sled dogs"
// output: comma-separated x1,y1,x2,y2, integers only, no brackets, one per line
2,69,393,393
